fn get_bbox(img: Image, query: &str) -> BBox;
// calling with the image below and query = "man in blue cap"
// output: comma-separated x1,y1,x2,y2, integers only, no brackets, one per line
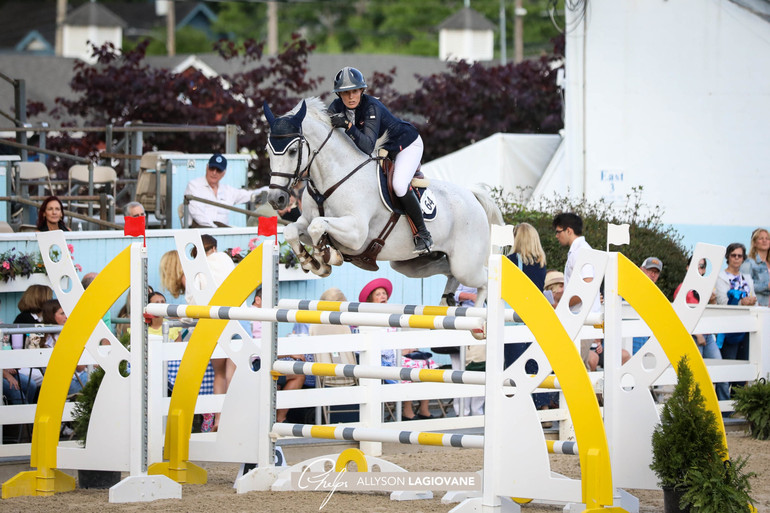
184,153,266,227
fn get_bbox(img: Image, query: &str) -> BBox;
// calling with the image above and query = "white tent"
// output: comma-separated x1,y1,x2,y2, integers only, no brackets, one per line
422,133,562,200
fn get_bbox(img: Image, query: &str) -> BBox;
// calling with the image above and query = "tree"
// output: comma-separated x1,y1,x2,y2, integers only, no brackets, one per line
45,36,323,185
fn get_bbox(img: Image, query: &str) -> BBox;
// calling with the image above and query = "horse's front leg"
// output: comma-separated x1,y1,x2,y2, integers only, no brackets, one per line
284,220,330,276
307,215,368,253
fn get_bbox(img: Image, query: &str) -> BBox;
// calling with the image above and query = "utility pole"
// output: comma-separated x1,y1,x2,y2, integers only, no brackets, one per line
499,0,507,65
267,2,278,56
55,0,66,56
514,0,525,63
166,0,175,57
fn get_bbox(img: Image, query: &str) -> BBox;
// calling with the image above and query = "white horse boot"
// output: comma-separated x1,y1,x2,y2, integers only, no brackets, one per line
399,189,432,254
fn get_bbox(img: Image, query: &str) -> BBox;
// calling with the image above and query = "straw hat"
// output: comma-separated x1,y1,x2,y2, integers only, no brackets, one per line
543,271,565,290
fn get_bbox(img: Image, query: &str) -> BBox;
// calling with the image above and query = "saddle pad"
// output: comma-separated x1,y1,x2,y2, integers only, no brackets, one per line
377,166,437,221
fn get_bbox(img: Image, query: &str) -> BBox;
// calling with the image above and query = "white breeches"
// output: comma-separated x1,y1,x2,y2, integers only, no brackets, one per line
392,135,424,197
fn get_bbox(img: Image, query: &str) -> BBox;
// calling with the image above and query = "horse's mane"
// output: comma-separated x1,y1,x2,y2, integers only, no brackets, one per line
291,96,389,154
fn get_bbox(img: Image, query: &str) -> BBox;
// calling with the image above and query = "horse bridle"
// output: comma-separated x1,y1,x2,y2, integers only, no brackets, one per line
267,127,335,197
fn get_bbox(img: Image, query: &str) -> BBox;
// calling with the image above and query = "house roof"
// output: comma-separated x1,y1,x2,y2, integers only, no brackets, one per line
0,1,214,53
0,52,455,125
438,7,496,31
65,2,127,28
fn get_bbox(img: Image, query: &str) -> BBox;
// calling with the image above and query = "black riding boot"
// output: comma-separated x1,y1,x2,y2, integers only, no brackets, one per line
399,189,432,254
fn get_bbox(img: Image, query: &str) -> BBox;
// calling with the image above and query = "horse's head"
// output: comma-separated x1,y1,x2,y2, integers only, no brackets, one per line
264,100,308,211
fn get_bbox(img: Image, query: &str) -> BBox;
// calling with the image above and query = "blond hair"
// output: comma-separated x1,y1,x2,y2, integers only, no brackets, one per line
159,250,185,298
748,228,769,262
17,284,53,313
320,287,347,302
511,223,546,267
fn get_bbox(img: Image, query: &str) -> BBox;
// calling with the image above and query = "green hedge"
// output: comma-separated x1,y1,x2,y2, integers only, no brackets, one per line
494,186,690,300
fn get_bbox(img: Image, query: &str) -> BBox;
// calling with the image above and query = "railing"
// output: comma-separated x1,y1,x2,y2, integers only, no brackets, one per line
2,304,767,460
181,193,274,228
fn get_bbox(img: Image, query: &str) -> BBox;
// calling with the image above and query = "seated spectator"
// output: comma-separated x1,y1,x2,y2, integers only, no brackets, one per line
673,258,729,402
184,153,267,228
123,201,146,218
36,196,70,232
14,284,53,387
740,228,769,307
715,243,756,364
543,270,564,307
41,299,89,396
159,250,217,432
359,278,437,420
632,257,664,355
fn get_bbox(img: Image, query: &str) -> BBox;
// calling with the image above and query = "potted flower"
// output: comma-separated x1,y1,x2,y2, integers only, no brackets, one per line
70,332,129,488
733,377,770,440
650,355,755,512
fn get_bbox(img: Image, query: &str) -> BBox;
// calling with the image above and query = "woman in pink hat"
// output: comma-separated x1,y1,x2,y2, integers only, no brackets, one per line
359,278,437,420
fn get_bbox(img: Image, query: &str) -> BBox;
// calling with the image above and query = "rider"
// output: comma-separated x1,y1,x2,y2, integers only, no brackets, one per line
327,67,432,254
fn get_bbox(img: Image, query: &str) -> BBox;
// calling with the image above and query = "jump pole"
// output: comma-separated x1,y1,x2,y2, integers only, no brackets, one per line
144,304,485,332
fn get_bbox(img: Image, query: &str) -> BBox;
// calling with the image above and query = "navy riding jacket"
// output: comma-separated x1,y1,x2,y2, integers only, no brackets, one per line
328,94,418,157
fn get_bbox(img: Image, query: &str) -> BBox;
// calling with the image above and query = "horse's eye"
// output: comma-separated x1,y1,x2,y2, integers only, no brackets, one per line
289,148,297,157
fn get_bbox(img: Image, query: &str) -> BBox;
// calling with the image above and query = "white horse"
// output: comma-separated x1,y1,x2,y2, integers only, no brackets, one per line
263,97,503,306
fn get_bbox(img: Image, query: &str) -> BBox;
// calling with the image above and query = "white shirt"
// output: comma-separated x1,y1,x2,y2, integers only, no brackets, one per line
185,251,236,305
184,176,255,227
565,236,601,313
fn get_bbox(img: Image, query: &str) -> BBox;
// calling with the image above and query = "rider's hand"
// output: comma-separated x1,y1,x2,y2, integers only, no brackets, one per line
330,113,348,129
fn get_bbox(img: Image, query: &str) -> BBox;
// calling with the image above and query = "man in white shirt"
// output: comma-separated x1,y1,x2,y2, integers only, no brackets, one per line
553,212,609,370
184,154,263,227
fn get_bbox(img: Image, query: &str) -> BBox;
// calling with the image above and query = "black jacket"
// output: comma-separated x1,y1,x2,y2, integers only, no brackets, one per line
328,94,418,157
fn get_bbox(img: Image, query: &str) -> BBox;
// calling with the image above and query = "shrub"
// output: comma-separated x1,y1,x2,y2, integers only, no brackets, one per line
494,186,690,299
733,378,770,440
682,456,755,513
650,355,726,490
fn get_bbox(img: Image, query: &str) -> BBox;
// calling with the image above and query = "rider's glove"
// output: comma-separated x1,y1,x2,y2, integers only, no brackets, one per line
330,113,349,129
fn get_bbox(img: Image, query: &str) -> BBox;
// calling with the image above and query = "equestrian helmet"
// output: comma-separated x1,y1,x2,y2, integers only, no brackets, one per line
333,67,367,93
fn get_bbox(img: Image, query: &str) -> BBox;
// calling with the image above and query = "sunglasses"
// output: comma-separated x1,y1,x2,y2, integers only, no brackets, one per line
209,167,225,173
729,253,745,259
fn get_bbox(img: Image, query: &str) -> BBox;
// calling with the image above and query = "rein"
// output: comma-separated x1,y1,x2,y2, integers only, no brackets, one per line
306,156,374,216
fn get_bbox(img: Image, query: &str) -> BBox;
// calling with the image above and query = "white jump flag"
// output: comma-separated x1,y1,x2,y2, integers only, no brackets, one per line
607,223,630,250
490,224,515,249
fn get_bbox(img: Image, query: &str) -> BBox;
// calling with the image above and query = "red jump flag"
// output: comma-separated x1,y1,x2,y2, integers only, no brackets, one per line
257,216,278,243
124,215,146,246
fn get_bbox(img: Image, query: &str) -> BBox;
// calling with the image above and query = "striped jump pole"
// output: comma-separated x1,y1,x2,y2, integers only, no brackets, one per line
272,423,484,449
271,424,575,454
144,304,485,331
273,360,486,385
277,299,603,326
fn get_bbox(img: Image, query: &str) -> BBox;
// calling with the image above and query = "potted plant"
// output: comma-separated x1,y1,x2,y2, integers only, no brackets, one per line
650,355,755,512
70,332,129,488
733,377,770,440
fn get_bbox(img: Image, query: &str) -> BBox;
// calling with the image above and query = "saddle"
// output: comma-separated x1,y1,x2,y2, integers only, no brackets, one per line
342,154,436,272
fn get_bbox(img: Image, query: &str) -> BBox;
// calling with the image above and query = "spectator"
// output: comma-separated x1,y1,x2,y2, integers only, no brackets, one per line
123,201,146,218
632,257,663,355
81,271,113,336
450,284,484,417
507,222,548,290
41,299,89,396
740,228,770,307
359,278,437,420
2,297,38,406
543,270,565,307
552,213,602,369
158,250,217,431
715,243,756,366
36,196,69,232
673,258,729,402
184,153,266,228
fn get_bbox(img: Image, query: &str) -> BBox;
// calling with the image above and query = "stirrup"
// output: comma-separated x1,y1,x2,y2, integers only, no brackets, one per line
413,234,432,255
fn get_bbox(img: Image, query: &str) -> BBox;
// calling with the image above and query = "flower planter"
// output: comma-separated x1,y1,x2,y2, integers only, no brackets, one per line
0,274,51,293
278,265,319,281
663,486,690,513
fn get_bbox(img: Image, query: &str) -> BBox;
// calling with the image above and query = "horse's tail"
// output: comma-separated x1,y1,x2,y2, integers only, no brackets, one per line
470,185,504,228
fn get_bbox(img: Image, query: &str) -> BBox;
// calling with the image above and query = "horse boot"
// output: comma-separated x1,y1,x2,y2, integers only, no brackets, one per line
399,189,432,254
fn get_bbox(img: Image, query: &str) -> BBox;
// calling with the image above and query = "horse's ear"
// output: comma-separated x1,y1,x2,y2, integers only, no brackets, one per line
295,100,307,123
263,101,275,125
